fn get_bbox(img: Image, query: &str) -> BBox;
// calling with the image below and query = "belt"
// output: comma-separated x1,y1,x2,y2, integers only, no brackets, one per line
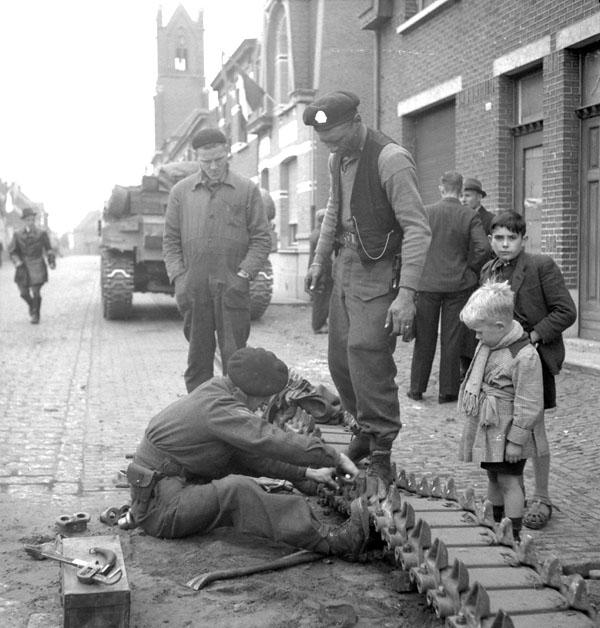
338,231,358,249
135,436,189,479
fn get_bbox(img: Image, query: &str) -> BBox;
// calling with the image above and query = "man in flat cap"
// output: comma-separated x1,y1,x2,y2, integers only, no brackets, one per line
8,207,56,324
163,128,272,393
303,90,431,484
128,347,368,560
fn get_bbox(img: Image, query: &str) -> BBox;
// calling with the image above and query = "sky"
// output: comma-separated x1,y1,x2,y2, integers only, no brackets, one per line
0,0,264,235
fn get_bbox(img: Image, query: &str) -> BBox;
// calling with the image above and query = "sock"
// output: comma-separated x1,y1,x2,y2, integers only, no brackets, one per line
510,517,522,542
492,505,504,523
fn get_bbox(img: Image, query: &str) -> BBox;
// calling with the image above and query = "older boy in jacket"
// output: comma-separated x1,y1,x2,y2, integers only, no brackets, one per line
480,210,577,529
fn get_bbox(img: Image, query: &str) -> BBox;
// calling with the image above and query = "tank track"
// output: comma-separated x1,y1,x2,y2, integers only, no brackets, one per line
101,250,135,320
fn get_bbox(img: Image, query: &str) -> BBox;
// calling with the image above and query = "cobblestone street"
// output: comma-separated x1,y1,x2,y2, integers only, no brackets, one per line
1,255,599,626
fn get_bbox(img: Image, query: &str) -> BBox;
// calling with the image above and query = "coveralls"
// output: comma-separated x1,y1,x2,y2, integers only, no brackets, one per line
163,168,271,393
312,125,431,451
131,376,342,548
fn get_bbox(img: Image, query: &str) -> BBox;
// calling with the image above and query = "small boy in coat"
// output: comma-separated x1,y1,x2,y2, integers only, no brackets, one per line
458,281,547,542
480,211,577,529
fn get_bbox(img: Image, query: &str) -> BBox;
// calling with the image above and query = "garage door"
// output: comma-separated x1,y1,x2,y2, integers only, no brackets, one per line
413,102,456,205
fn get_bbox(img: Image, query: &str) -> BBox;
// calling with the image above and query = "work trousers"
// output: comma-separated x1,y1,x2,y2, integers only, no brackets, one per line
178,280,250,393
410,288,472,397
328,247,400,450
136,474,326,550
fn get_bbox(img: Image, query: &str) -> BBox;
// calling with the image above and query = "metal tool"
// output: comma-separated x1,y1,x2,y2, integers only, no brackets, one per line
186,549,322,591
24,543,122,585
55,511,91,534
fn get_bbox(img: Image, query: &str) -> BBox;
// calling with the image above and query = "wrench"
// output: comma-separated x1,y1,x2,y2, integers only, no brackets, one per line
24,544,122,585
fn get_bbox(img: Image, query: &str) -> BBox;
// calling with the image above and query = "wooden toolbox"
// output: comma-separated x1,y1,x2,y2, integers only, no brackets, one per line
60,534,130,628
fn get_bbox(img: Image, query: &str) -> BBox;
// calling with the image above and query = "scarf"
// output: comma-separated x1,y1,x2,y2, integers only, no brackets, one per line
461,320,525,417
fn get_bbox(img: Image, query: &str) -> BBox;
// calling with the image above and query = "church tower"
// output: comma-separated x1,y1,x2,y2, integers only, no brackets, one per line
154,5,208,150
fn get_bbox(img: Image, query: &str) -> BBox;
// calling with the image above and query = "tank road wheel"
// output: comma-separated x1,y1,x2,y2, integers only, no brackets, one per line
101,250,135,320
249,259,274,321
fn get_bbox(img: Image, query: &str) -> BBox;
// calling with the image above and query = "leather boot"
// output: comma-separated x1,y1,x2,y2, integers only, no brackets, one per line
20,294,34,316
324,496,370,561
30,296,41,324
368,450,394,487
344,431,370,463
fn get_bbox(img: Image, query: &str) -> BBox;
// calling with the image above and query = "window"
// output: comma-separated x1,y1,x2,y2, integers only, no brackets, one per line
515,70,543,125
417,0,437,10
582,47,600,108
274,13,290,104
174,34,187,72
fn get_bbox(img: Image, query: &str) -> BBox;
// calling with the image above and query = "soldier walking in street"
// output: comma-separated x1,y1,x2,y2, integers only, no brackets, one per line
8,207,56,324
163,128,272,393
303,91,431,485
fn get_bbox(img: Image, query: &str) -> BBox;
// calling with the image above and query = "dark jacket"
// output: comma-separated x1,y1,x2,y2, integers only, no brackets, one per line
419,197,490,292
8,226,55,286
481,251,577,374
478,205,495,235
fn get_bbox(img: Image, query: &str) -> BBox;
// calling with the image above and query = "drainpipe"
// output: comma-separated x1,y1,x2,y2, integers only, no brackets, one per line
374,29,380,130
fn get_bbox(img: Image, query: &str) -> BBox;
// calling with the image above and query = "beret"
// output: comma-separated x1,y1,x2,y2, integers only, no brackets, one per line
227,347,289,397
303,91,360,131
192,128,228,149
463,177,487,198
21,207,36,218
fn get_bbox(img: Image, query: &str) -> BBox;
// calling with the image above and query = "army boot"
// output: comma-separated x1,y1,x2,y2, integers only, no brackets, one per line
345,431,370,463
324,496,370,561
30,296,41,324
368,450,394,487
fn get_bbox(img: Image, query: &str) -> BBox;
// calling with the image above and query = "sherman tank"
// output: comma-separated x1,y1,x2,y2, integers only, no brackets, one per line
99,163,274,321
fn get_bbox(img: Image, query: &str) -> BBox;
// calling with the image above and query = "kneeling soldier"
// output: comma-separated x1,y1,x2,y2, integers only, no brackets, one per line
128,347,369,559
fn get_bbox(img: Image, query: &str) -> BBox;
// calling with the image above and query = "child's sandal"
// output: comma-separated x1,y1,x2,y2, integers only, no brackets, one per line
523,499,552,530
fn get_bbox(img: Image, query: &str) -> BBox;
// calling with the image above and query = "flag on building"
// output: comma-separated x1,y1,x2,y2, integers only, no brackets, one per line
235,66,265,112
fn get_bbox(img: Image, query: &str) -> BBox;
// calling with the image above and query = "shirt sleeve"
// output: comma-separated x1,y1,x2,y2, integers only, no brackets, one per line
206,399,341,469
163,184,186,283
312,154,339,265
238,183,272,279
506,346,544,445
379,144,431,290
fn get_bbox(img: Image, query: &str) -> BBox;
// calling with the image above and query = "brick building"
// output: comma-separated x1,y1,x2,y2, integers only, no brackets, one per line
366,0,600,340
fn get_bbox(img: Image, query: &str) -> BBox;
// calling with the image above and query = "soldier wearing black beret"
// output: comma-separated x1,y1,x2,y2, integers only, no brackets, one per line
128,347,369,560
304,90,432,485
163,129,272,393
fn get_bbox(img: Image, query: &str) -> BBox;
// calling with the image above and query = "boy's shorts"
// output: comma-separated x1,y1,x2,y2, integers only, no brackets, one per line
481,459,527,477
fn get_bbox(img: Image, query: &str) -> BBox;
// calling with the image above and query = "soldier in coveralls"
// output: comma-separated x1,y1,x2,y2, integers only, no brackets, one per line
8,207,56,324
163,128,272,393
128,347,370,560
303,91,431,484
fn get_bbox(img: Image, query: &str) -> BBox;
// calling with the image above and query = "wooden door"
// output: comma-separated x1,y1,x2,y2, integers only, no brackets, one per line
580,116,600,340
514,130,543,255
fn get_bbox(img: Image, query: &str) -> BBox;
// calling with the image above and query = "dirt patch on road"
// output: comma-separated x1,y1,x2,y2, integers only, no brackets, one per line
1,493,439,627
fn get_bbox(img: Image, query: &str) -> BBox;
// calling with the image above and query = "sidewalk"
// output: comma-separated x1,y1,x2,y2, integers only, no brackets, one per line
564,337,600,374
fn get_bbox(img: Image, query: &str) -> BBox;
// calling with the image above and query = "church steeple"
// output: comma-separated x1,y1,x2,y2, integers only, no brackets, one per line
154,4,208,150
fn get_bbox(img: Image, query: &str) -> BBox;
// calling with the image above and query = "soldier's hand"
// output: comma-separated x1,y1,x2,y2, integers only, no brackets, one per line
304,263,323,294
385,288,416,340
336,452,359,480
305,466,337,489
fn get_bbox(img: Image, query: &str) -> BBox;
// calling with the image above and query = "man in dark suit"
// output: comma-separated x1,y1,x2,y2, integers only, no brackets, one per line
408,171,490,403
461,177,494,235
481,210,576,529
459,178,495,376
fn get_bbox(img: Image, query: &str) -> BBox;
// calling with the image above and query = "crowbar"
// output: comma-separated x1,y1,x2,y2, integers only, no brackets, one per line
186,549,322,591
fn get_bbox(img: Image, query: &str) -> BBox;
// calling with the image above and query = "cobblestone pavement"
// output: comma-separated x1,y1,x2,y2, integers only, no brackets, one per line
0,256,599,623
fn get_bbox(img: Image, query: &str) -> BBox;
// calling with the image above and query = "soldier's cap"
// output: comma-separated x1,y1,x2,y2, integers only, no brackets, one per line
192,128,228,150
227,347,289,397
303,91,360,131
21,207,36,219
463,177,487,198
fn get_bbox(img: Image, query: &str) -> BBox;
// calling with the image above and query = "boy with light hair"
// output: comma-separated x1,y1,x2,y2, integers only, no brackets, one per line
458,281,547,542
